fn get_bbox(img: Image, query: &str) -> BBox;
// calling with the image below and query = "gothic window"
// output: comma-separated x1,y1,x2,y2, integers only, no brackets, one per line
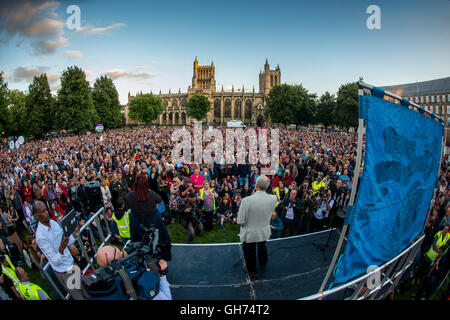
224,99,231,118
214,99,221,117
245,100,252,119
234,99,241,119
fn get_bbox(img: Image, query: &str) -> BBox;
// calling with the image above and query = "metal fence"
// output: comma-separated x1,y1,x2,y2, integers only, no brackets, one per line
301,234,425,300
41,206,113,300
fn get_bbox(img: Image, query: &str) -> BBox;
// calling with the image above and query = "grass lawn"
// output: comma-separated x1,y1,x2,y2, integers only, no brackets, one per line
166,221,241,244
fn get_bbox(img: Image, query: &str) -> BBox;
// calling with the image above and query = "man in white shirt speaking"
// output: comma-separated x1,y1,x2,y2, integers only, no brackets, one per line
34,201,85,300
237,175,277,278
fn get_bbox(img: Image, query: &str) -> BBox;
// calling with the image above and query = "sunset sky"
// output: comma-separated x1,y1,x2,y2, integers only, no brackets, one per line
1,0,449,104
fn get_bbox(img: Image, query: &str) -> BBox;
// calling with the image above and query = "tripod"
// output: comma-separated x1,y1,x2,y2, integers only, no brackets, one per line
313,228,334,252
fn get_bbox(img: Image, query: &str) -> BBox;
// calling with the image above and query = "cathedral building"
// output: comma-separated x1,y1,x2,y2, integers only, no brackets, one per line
123,57,281,126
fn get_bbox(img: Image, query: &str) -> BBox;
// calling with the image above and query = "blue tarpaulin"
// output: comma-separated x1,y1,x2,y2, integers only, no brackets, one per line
332,92,443,285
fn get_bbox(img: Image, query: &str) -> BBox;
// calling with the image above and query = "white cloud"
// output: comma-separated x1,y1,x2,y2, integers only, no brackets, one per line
101,69,154,81
135,65,153,70
65,50,83,59
84,70,93,78
24,17,64,38
0,1,67,56
75,23,125,35
31,36,69,55
11,65,58,84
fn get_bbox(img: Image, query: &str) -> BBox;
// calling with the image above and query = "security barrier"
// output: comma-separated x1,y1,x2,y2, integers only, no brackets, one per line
302,234,424,300
41,207,113,300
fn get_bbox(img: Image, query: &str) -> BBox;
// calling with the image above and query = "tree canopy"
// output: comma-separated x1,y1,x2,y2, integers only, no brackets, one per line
25,74,55,138
128,93,163,124
335,82,358,130
92,75,123,128
316,91,337,129
265,84,316,125
7,89,27,137
0,72,9,135
56,66,98,132
186,94,211,121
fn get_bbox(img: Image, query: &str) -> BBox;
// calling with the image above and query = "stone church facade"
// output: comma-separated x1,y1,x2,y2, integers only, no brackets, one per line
123,57,281,126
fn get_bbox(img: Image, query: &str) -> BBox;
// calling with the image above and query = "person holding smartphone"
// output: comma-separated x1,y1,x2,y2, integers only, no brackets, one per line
33,201,84,300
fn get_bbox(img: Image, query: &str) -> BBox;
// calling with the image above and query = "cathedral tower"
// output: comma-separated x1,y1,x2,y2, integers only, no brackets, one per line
192,57,216,93
259,58,281,95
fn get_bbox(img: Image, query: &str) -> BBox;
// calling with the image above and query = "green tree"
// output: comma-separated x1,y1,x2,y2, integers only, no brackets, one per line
0,72,9,136
316,91,336,129
6,89,27,137
56,66,98,132
265,84,316,126
335,82,358,131
128,93,163,124
186,94,211,121
25,74,55,138
92,75,123,128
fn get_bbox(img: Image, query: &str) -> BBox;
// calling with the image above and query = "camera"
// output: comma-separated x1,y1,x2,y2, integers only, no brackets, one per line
189,202,203,225
119,225,165,271
82,224,168,300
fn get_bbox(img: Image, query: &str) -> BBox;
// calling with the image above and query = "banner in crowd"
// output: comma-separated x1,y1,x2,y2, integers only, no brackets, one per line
95,123,104,132
333,92,444,285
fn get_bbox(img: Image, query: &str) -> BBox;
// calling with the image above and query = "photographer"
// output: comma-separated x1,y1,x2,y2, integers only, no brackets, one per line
280,189,301,237
311,188,334,232
178,192,204,243
333,189,350,230
299,186,315,233
217,197,233,231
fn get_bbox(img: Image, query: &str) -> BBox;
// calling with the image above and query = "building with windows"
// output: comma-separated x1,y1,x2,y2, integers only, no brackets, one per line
123,57,281,126
380,77,450,143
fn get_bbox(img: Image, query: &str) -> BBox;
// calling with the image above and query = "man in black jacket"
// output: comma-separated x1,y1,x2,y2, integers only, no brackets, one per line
177,192,204,243
76,177,87,216
279,190,301,237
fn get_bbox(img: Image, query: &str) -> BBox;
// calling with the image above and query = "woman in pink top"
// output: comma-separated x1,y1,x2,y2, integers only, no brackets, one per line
190,167,205,193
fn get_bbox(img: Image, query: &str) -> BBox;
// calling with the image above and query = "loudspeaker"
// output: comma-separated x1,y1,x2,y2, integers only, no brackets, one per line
85,180,103,212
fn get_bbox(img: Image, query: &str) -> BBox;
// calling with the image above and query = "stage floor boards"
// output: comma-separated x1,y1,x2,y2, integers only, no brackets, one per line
167,229,341,300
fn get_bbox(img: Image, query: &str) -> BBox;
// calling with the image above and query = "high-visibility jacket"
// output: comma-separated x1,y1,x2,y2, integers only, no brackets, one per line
273,187,289,201
273,187,289,207
426,230,450,261
17,281,49,300
199,188,216,211
1,254,19,287
112,210,131,239
312,180,325,195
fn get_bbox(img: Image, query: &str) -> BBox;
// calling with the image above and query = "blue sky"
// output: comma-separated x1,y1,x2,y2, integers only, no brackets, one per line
1,0,449,104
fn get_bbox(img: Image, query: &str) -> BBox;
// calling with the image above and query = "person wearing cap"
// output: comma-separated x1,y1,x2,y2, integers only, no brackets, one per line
15,266,50,300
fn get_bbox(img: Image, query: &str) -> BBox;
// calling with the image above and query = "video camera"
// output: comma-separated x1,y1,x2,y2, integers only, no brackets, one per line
120,225,165,269
81,224,167,300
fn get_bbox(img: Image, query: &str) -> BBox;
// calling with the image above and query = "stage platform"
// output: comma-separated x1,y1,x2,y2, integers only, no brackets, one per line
166,229,341,300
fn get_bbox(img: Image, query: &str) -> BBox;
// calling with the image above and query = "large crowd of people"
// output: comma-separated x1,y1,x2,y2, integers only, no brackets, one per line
0,125,448,300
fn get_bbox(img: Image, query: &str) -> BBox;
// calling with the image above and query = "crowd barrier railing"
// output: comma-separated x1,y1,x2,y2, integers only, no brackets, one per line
301,234,425,300
41,206,113,300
